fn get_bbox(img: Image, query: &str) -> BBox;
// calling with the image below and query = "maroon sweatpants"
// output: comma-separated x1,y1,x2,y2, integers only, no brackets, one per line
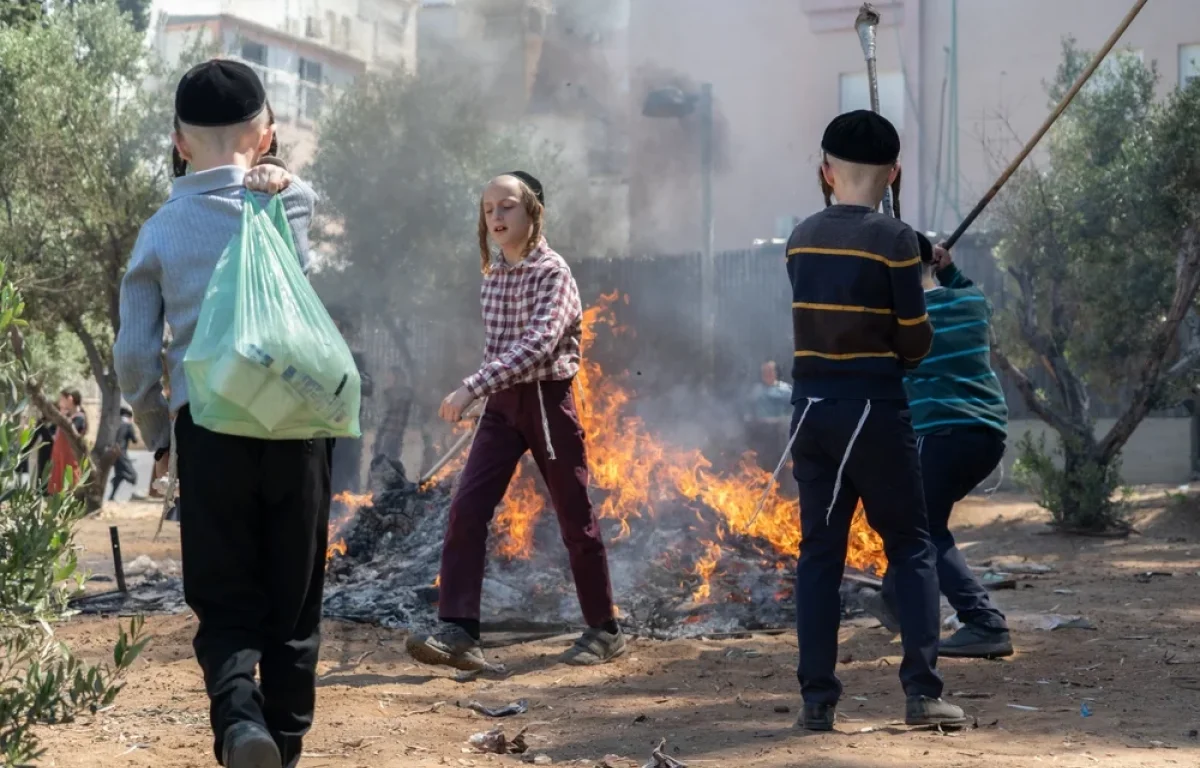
437,378,615,627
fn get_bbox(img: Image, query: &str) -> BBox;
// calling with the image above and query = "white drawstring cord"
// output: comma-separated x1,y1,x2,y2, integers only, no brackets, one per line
982,459,1005,495
536,382,556,461
747,397,820,529
826,400,871,525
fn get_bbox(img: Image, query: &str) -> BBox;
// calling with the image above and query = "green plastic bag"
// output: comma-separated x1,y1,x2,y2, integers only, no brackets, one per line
183,192,362,440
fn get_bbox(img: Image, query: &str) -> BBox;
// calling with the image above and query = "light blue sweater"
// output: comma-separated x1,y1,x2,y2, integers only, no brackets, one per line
114,166,318,452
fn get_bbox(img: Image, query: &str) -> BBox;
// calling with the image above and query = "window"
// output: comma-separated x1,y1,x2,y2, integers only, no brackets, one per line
326,11,337,44
1181,44,1200,88
305,15,322,39
268,78,293,123
240,40,267,66
298,58,323,84
298,59,324,122
838,71,905,131
341,16,353,50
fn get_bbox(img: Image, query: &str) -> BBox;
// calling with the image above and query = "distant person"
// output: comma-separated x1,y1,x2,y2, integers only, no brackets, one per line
374,365,410,464
407,172,624,671
330,319,373,493
865,235,1013,659
786,111,963,730
47,388,87,495
19,414,55,487
109,406,143,501
745,360,792,468
115,59,327,768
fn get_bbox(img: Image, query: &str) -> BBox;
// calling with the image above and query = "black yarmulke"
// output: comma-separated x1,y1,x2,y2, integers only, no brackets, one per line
176,59,267,127
916,231,934,264
821,110,900,166
507,170,545,206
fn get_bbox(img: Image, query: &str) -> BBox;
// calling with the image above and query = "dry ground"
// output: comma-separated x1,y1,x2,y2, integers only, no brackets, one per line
34,491,1200,767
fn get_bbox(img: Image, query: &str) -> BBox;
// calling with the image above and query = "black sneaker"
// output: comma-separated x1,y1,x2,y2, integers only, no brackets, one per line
940,624,1014,659
860,588,901,633
222,722,281,768
405,623,486,671
905,696,967,727
797,702,837,731
562,626,627,666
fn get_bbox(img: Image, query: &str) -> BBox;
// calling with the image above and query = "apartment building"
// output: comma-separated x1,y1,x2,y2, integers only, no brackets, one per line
153,0,418,168
628,0,1200,252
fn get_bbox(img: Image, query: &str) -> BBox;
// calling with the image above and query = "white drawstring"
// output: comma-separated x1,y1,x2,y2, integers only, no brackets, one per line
536,382,556,461
826,400,871,525
982,459,1005,495
747,397,821,529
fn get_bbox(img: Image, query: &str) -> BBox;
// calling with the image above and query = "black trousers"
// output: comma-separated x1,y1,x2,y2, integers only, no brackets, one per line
883,427,1008,631
791,398,942,705
110,454,139,498
176,406,332,767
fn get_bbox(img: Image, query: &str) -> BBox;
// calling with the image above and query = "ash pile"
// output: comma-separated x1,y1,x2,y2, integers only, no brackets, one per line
323,456,872,637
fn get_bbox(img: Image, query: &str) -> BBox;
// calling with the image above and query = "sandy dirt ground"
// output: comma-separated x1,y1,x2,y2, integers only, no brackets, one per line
34,491,1200,767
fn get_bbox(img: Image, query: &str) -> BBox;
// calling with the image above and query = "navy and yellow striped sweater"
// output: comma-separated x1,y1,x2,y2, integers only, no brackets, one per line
903,264,1008,436
786,205,933,400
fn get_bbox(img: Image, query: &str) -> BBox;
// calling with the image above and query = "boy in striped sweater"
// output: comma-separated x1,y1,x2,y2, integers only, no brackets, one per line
869,236,1013,659
787,110,964,731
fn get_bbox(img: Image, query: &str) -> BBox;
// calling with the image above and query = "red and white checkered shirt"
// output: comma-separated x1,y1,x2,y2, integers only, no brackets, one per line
463,239,582,398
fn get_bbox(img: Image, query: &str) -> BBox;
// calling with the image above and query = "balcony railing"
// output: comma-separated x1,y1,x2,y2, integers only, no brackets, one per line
243,61,329,127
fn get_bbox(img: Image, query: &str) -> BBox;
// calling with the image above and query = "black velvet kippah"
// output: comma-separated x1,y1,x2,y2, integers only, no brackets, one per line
176,59,267,127
821,109,900,166
506,170,545,206
916,231,934,264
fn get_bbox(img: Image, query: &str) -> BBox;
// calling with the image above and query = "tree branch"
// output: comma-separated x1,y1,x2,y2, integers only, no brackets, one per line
1099,223,1200,464
992,345,1088,440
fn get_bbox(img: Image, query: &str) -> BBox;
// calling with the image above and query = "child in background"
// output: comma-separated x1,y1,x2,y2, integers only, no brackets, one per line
115,59,325,768
406,172,624,671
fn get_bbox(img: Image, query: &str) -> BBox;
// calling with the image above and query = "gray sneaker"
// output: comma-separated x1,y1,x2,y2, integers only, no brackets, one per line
905,696,968,727
563,626,627,666
940,624,1014,659
222,722,281,768
405,623,486,671
860,588,901,633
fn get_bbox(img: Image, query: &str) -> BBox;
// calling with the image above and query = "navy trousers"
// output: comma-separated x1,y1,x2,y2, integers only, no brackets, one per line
883,427,1008,631
791,398,943,705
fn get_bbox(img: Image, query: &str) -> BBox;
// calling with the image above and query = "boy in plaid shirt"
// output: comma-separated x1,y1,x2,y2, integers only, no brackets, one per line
407,172,624,669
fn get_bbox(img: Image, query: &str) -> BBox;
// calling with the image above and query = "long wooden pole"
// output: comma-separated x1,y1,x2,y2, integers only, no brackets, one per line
943,0,1151,248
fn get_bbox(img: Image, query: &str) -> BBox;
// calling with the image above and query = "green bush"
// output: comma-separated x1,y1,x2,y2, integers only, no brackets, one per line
1012,431,1130,533
0,267,146,765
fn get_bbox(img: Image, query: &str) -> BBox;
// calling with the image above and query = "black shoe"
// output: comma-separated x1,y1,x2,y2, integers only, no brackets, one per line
222,722,281,768
940,624,1014,659
405,622,486,671
797,702,837,731
860,588,901,633
905,696,967,727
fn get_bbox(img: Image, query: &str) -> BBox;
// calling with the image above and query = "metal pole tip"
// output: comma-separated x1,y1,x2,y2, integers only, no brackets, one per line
856,3,881,28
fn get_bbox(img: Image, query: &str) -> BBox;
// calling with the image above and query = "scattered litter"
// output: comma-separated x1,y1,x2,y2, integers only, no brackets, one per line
980,572,1017,590
851,696,869,702
1053,589,1076,595
641,738,686,768
460,699,529,718
598,756,633,768
952,691,995,700
988,560,1055,575
734,694,752,709
526,755,552,765
1010,613,1097,632
403,701,446,716
1007,704,1040,712
858,726,877,734
1080,702,1092,717
1135,571,1174,583
125,555,158,577
773,704,791,714
467,726,529,754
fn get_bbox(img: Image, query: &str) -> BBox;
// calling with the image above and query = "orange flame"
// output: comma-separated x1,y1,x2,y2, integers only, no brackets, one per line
489,291,886,582
326,491,375,563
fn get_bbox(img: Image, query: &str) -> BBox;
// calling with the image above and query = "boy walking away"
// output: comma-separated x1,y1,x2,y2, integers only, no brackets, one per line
109,406,143,501
787,110,964,731
115,60,324,768
867,235,1013,659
